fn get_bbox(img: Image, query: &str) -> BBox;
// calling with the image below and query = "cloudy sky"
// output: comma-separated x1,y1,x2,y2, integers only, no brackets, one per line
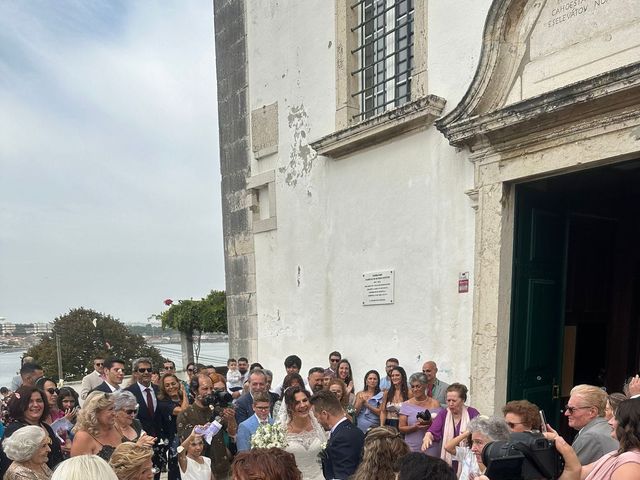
0,1,224,325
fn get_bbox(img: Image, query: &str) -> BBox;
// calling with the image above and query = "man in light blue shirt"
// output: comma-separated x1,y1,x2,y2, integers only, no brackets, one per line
379,357,399,391
236,392,274,451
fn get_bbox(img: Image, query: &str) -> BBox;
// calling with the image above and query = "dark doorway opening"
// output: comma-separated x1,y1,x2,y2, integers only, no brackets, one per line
508,158,640,436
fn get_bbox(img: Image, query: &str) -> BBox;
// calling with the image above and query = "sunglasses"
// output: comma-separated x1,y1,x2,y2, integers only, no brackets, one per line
124,408,139,415
46,388,59,395
564,405,593,414
187,368,195,372
94,362,103,367
137,368,153,373
506,421,524,429
330,358,340,363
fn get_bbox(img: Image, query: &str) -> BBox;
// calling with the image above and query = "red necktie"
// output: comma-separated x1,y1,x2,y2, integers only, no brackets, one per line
145,388,154,416
427,384,434,398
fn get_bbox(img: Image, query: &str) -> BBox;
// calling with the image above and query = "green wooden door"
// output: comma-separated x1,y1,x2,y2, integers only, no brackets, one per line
508,185,567,424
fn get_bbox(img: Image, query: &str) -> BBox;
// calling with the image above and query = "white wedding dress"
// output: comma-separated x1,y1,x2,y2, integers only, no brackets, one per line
277,403,327,480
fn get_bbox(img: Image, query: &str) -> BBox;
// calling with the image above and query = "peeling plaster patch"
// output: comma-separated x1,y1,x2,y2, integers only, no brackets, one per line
262,309,293,337
328,40,332,49
632,126,640,141
296,265,301,287
279,104,317,187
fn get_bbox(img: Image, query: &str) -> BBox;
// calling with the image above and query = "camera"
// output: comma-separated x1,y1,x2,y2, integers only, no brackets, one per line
202,390,233,410
482,431,564,480
416,409,432,422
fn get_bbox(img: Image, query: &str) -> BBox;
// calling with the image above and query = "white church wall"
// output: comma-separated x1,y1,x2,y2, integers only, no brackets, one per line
244,1,485,395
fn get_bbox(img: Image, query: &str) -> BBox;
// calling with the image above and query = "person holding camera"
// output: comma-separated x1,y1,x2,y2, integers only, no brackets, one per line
177,374,237,480
399,372,442,453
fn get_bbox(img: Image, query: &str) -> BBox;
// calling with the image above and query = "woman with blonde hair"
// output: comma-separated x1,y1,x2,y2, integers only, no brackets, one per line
3,425,53,480
71,392,121,460
50,455,118,480
352,426,410,480
109,442,156,480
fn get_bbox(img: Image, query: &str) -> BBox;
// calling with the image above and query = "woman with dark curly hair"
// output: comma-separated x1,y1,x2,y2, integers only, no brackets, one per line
232,448,302,480
352,426,410,480
502,399,541,432
277,386,326,480
380,366,410,429
0,386,64,478
273,372,305,419
54,386,80,458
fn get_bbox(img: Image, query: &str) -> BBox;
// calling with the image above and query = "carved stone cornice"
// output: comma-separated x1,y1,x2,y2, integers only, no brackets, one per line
438,63,640,149
311,95,446,159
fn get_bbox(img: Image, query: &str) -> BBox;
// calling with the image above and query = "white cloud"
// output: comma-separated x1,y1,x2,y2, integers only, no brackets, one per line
0,1,224,324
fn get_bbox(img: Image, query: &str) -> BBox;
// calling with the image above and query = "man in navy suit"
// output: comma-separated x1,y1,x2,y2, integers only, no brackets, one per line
92,358,125,394
125,357,167,439
235,369,276,424
311,390,364,480
236,391,274,451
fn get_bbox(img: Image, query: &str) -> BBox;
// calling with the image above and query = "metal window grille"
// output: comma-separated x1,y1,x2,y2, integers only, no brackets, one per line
351,0,414,122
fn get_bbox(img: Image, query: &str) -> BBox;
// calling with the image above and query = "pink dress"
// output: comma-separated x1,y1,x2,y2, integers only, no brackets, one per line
585,450,640,480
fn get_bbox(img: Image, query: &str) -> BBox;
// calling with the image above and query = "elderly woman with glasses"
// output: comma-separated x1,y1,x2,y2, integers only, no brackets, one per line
0,386,64,478
399,373,442,453
112,391,142,443
3,425,53,480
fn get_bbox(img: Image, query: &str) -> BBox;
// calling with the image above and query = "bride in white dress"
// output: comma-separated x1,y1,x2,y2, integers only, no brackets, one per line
277,386,327,480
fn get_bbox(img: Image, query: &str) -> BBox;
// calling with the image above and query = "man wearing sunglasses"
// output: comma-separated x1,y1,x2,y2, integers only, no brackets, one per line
565,384,618,465
125,357,168,441
80,356,105,400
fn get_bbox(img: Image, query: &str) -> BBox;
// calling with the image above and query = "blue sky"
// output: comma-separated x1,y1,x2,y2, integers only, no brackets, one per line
0,1,224,324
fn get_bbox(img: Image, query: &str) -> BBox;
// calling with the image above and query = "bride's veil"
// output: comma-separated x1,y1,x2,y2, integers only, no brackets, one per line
276,388,327,439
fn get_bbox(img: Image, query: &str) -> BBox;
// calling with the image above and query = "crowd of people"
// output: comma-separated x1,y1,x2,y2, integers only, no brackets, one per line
0,351,639,480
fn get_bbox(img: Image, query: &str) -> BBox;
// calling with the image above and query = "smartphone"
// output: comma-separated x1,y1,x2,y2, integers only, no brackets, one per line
539,410,548,433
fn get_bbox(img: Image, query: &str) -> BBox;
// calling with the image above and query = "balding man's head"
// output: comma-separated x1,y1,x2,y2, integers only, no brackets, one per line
422,361,438,383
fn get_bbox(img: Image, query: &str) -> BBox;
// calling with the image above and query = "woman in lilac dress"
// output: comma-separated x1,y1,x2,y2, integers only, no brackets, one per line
399,373,442,453
421,383,479,472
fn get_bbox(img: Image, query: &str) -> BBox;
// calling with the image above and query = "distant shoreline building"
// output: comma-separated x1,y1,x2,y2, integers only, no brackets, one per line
214,0,640,416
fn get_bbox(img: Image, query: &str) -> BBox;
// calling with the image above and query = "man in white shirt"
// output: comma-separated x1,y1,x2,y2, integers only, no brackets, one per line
125,357,166,440
80,356,105,399
93,358,125,393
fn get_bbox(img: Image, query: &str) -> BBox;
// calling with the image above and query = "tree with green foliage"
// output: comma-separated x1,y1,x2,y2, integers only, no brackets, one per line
158,290,227,362
27,308,165,382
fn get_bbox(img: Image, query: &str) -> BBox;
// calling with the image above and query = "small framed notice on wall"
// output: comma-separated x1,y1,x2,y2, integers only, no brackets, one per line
362,270,394,306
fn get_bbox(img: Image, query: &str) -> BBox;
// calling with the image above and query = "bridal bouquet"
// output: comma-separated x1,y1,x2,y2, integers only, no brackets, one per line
250,423,288,449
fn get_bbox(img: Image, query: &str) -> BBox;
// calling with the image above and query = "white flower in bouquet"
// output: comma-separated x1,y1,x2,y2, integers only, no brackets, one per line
250,423,288,449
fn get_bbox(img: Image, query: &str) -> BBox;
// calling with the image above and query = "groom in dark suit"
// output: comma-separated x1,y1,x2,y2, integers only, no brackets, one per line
310,390,364,480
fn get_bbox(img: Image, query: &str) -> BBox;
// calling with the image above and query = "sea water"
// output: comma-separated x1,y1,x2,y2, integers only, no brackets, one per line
0,342,229,388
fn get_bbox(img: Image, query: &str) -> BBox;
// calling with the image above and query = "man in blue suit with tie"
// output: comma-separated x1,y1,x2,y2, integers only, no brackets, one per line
236,391,274,451
311,390,364,480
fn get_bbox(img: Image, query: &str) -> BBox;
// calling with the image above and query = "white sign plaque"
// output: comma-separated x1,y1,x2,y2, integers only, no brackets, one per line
362,270,394,306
